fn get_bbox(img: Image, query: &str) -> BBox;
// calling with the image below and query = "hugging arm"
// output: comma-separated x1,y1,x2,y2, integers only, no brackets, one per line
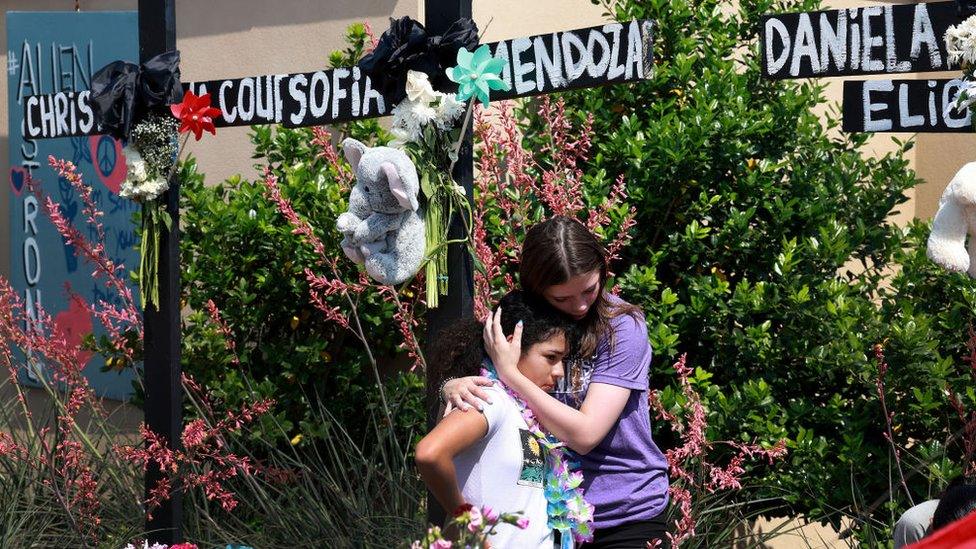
441,376,496,415
504,378,630,455
482,308,634,455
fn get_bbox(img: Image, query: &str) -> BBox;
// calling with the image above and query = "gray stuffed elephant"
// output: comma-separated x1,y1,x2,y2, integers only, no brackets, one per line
336,138,426,285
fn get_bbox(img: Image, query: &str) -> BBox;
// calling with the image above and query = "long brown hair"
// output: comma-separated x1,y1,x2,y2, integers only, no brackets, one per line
519,216,640,357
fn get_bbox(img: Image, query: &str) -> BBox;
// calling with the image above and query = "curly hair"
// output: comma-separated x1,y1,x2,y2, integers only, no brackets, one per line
425,290,571,413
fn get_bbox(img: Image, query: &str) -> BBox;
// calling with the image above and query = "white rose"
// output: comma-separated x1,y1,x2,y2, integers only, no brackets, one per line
405,70,437,105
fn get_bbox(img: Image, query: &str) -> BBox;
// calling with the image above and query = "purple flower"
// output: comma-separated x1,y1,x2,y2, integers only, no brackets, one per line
516,517,530,530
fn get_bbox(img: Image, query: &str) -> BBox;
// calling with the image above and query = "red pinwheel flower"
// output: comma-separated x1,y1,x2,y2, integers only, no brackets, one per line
170,90,221,140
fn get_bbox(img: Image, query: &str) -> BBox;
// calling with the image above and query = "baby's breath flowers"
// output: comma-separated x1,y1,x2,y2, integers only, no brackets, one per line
122,91,220,310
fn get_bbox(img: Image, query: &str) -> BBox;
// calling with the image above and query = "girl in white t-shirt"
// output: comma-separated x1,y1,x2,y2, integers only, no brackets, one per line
416,291,570,549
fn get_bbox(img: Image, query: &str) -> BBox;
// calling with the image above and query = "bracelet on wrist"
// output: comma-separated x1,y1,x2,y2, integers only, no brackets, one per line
438,377,455,404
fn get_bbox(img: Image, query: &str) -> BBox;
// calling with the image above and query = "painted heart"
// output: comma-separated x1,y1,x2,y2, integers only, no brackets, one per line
9,167,26,196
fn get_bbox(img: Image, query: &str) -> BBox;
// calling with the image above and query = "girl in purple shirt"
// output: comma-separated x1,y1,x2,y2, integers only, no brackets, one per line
443,216,671,548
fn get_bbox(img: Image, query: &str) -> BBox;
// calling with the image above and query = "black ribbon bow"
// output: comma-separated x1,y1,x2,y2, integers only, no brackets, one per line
89,50,183,141
358,16,479,105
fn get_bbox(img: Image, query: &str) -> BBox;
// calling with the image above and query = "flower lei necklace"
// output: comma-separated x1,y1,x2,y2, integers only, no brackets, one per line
480,361,595,548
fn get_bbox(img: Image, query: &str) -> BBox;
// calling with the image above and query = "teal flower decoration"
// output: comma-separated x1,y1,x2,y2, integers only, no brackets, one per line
446,44,511,105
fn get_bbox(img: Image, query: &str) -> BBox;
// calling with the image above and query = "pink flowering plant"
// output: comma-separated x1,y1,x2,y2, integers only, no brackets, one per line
649,355,788,547
471,97,636,317
411,504,528,548
0,156,292,545
861,336,976,539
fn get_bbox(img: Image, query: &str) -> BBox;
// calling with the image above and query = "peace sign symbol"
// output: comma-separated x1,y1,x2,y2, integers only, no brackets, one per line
88,135,126,194
97,136,117,174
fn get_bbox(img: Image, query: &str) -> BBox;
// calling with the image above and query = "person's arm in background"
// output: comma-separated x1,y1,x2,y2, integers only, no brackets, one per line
483,309,649,454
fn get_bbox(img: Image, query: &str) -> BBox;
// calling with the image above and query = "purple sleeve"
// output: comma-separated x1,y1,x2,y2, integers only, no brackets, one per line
589,313,652,391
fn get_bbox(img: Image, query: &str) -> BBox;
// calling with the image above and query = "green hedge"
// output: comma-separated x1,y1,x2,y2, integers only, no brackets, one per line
518,0,976,541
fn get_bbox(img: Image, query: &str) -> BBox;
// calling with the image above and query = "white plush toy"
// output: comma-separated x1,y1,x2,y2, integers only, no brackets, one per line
336,138,426,285
927,162,976,278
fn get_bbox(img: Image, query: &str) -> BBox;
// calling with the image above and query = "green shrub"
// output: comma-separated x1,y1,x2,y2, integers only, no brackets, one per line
516,0,976,541
177,23,425,449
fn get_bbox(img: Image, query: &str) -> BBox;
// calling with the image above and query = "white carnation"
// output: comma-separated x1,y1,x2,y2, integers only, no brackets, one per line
411,102,437,126
391,100,421,138
434,93,466,129
391,99,436,143
946,15,976,67
124,146,149,182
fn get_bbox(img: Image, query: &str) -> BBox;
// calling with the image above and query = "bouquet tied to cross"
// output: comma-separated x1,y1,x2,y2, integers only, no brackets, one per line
356,17,511,305
89,51,219,310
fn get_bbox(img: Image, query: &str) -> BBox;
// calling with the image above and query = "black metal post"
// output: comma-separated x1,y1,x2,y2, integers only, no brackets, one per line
424,0,475,527
139,0,183,542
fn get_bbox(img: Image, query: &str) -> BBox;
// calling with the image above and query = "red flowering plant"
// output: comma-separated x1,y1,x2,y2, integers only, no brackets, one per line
471,96,636,317
0,155,281,545
648,355,788,547
860,338,976,540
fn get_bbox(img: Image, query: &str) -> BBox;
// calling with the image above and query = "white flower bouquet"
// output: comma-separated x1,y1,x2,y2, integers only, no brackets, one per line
388,70,471,305
945,15,976,115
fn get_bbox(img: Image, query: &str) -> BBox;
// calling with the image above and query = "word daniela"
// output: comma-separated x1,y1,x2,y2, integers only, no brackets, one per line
762,1,956,79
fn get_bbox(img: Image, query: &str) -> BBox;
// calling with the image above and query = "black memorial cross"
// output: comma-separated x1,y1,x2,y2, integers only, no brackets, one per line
23,0,653,542
139,0,183,543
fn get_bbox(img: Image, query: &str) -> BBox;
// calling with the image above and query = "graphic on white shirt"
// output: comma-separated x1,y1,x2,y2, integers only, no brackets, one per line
517,429,544,487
